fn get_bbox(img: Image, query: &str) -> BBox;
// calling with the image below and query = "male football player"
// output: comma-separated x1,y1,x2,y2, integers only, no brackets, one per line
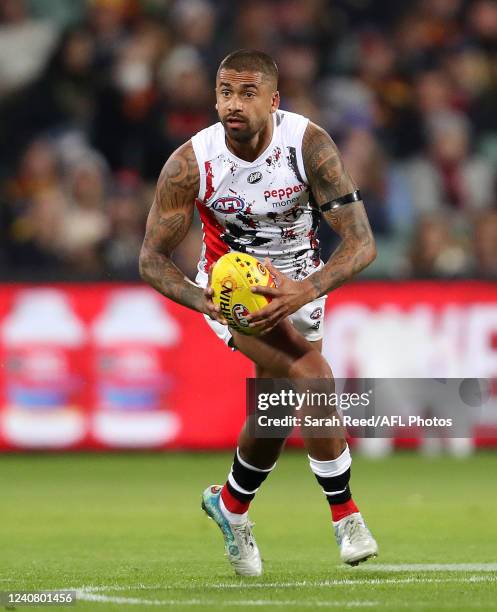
139,49,378,576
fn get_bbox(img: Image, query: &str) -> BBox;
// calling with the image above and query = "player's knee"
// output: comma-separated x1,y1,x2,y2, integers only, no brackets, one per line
289,350,332,379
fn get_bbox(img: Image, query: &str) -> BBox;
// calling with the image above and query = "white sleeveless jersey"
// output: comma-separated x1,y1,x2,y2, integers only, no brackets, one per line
191,110,322,280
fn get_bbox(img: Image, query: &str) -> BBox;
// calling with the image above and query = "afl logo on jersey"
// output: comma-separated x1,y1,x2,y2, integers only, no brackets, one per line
211,196,246,214
247,171,262,184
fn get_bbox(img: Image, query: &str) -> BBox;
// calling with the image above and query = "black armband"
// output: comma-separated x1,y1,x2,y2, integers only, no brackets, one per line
320,190,362,213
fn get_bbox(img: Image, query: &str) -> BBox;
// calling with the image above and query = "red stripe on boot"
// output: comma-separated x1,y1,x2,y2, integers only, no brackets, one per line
331,498,359,522
221,484,250,514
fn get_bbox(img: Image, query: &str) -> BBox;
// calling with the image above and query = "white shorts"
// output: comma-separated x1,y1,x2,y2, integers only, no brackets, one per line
195,269,327,347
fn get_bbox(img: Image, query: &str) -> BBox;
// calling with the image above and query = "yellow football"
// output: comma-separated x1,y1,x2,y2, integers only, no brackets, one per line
211,252,275,335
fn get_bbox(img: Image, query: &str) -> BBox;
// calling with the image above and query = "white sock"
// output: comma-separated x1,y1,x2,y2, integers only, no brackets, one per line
219,495,248,525
308,444,352,477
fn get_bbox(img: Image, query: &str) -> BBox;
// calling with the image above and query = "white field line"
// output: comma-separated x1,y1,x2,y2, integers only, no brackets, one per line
77,593,378,607
353,564,497,572
73,574,497,595
204,576,497,588
71,562,497,596
69,575,497,608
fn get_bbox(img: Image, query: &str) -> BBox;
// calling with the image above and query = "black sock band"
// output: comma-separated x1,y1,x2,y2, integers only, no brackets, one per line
226,449,274,503
315,467,352,505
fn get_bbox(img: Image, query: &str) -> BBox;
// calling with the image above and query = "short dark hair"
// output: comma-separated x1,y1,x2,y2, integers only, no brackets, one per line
217,49,278,87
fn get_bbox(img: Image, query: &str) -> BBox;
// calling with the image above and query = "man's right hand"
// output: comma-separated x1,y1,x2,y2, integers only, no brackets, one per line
203,267,228,325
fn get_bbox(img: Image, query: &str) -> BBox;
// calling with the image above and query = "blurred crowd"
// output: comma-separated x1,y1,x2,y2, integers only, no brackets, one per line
0,0,495,281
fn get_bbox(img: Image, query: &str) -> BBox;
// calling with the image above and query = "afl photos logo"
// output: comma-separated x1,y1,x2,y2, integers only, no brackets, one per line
247,171,262,184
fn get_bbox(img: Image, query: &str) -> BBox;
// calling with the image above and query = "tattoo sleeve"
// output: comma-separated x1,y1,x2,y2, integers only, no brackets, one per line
302,122,376,298
139,140,204,312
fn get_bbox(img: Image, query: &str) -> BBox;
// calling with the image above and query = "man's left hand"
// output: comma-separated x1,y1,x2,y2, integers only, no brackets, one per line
247,259,316,334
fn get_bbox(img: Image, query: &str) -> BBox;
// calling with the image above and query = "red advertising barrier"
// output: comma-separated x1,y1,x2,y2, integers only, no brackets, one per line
0,284,251,450
0,281,496,451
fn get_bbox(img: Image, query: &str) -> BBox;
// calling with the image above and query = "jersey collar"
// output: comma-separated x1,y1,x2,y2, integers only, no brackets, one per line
222,112,278,168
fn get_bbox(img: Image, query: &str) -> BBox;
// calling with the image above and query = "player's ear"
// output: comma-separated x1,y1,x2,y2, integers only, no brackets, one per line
271,91,280,112
215,103,218,110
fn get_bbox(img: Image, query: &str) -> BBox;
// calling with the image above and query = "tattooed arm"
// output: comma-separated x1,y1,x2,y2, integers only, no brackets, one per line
302,122,376,298
139,141,223,321
247,123,376,333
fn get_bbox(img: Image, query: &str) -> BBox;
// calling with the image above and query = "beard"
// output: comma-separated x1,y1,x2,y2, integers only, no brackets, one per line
220,116,259,143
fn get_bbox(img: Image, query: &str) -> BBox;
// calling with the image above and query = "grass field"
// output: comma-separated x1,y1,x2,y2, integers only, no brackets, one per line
1,451,496,611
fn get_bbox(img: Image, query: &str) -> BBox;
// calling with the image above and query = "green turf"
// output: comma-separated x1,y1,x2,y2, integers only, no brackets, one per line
1,452,496,611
